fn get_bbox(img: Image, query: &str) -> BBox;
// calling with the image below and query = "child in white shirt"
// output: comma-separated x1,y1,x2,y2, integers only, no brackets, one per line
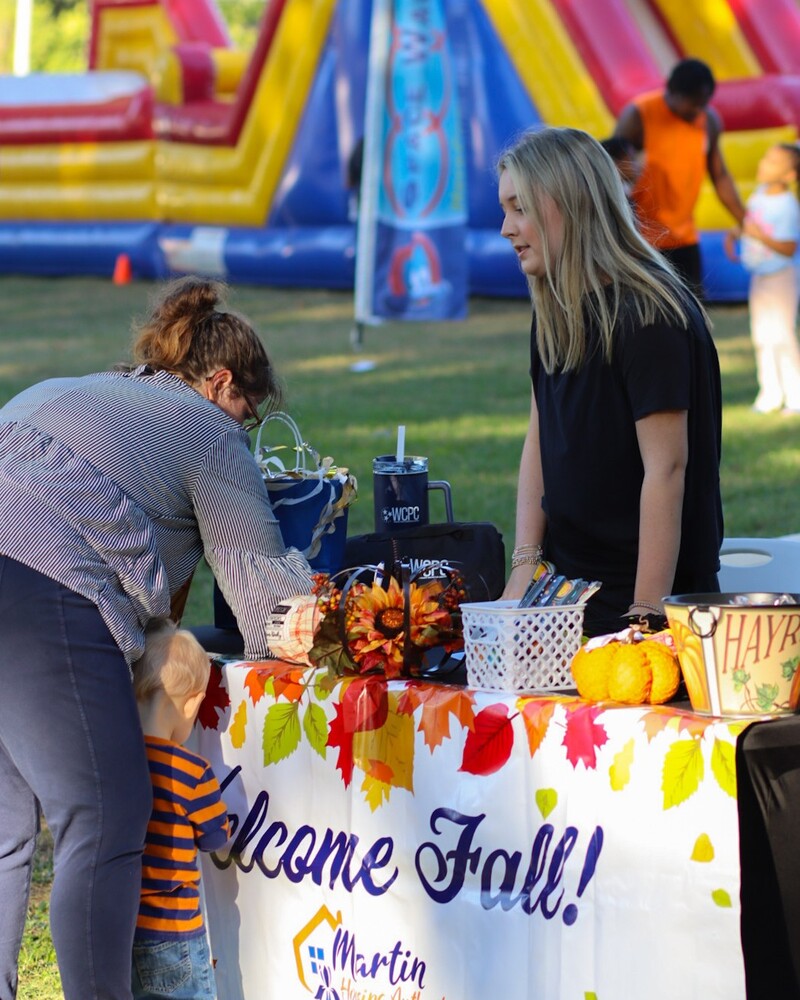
725,143,800,413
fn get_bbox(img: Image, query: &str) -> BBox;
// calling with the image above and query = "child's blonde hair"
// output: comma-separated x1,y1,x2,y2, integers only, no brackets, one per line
133,618,211,701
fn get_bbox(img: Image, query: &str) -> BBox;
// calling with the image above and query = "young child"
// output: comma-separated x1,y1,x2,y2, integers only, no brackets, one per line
131,619,229,1000
725,143,800,413
599,136,642,201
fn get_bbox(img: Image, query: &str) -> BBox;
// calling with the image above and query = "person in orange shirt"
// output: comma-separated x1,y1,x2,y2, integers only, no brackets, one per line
614,58,745,296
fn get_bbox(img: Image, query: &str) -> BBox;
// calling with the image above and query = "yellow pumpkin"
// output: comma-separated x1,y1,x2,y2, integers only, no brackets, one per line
571,636,681,705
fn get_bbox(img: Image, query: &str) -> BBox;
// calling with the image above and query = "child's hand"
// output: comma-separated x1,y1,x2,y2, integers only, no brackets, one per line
723,228,740,263
742,218,765,242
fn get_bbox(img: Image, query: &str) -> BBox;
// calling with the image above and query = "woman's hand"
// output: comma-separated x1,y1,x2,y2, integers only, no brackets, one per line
502,563,537,601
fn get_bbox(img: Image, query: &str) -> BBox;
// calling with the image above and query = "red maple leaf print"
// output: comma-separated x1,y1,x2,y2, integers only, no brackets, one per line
198,662,231,730
341,675,389,733
562,703,608,769
460,702,515,776
327,700,355,787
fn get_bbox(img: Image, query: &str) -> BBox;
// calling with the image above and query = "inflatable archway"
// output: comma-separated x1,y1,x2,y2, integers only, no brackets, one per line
1,0,799,300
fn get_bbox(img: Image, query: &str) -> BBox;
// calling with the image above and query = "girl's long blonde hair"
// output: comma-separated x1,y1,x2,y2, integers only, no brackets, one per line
497,127,709,372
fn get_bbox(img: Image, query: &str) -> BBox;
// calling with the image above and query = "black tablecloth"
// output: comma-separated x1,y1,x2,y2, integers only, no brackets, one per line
738,714,800,999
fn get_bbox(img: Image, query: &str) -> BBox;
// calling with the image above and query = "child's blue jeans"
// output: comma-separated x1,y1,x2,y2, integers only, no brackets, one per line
132,934,217,999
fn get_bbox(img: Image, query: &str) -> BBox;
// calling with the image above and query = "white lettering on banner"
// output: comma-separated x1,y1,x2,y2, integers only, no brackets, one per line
211,769,398,895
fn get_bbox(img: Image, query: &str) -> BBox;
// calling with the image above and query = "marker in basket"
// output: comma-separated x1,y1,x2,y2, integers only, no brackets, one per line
518,572,551,608
537,574,567,606
518,571,602,608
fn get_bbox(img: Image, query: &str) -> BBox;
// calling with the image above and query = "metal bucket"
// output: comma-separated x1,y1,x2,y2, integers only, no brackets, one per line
663,593,800,717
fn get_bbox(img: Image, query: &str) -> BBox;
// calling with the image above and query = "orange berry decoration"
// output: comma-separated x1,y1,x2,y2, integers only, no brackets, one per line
570,635,681,705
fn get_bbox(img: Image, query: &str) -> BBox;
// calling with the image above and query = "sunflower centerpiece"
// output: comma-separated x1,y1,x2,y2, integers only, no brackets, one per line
308,563,465,679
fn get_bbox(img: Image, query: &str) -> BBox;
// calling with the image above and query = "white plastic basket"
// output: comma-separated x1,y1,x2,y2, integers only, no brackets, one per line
461,600,584,692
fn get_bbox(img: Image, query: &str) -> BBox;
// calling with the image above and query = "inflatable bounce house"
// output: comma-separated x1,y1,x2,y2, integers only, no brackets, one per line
1,0,800,301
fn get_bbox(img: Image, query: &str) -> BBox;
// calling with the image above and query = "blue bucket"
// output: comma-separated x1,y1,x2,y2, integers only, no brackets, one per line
265,474,349,576
213,475,350,631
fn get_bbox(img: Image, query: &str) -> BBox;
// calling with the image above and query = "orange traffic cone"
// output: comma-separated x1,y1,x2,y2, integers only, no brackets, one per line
112,253,132,285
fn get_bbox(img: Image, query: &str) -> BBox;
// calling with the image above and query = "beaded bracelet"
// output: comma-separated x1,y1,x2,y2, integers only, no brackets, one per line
511,544,543,569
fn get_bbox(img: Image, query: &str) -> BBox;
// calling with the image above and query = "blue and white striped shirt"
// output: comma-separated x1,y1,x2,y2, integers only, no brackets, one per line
0,365,312,662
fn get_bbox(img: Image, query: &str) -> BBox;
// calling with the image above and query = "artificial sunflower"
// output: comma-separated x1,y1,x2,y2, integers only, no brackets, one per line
344,576,450,679
309,567,464,679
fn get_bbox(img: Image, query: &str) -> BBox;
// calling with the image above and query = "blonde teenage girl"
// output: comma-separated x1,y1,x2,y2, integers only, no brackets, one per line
499,127,723,637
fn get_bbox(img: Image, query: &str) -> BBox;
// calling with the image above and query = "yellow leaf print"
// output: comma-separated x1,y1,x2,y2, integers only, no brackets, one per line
230,700,247,749
609,738,635,791
352,693,415,808
361,773,392,811
711,737,737,799
662,738,704,809
712,888,732,908
691,833,715,863
535,788,557,819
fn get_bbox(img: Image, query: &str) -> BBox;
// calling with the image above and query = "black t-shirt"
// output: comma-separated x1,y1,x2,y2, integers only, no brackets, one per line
529,292,723,622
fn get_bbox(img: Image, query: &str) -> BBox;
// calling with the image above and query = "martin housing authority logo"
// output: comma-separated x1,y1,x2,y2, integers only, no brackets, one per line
293,905,435,1000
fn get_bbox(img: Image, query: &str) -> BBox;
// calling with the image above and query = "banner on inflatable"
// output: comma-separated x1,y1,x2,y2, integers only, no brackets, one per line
354,0,468,325
194,660,748,1000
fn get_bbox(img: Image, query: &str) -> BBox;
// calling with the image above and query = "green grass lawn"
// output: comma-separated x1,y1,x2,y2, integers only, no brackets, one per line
4,275,799,997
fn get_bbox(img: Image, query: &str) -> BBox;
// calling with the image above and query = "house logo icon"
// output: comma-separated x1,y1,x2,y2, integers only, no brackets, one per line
293,905,343,996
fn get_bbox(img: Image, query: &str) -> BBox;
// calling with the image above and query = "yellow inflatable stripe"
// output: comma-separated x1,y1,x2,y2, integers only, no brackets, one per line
650,0,760,80
0,182,156,221
0,142,153,182
95,6,177,78
157,0,337,225
480,0,613,136
212,49,249,99
722,124,798,179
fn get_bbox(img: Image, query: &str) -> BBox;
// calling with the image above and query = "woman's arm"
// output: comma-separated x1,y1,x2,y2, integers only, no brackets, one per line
630,410,688,614
503,389,548,600
192,433,313,659
707,109,746,226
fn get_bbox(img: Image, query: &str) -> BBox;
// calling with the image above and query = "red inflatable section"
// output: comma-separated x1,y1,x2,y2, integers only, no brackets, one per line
712,75,800,131
549,0,662,116
548,0,800,134
727,0,800,75
88,0,229,68
153,0,288,145
0,80,153,144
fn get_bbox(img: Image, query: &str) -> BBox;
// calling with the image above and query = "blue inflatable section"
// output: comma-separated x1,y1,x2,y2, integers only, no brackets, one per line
0,0,750,301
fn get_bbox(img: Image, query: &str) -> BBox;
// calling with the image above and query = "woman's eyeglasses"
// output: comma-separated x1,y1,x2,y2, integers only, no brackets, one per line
241,394,265,433
204,374,265,432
